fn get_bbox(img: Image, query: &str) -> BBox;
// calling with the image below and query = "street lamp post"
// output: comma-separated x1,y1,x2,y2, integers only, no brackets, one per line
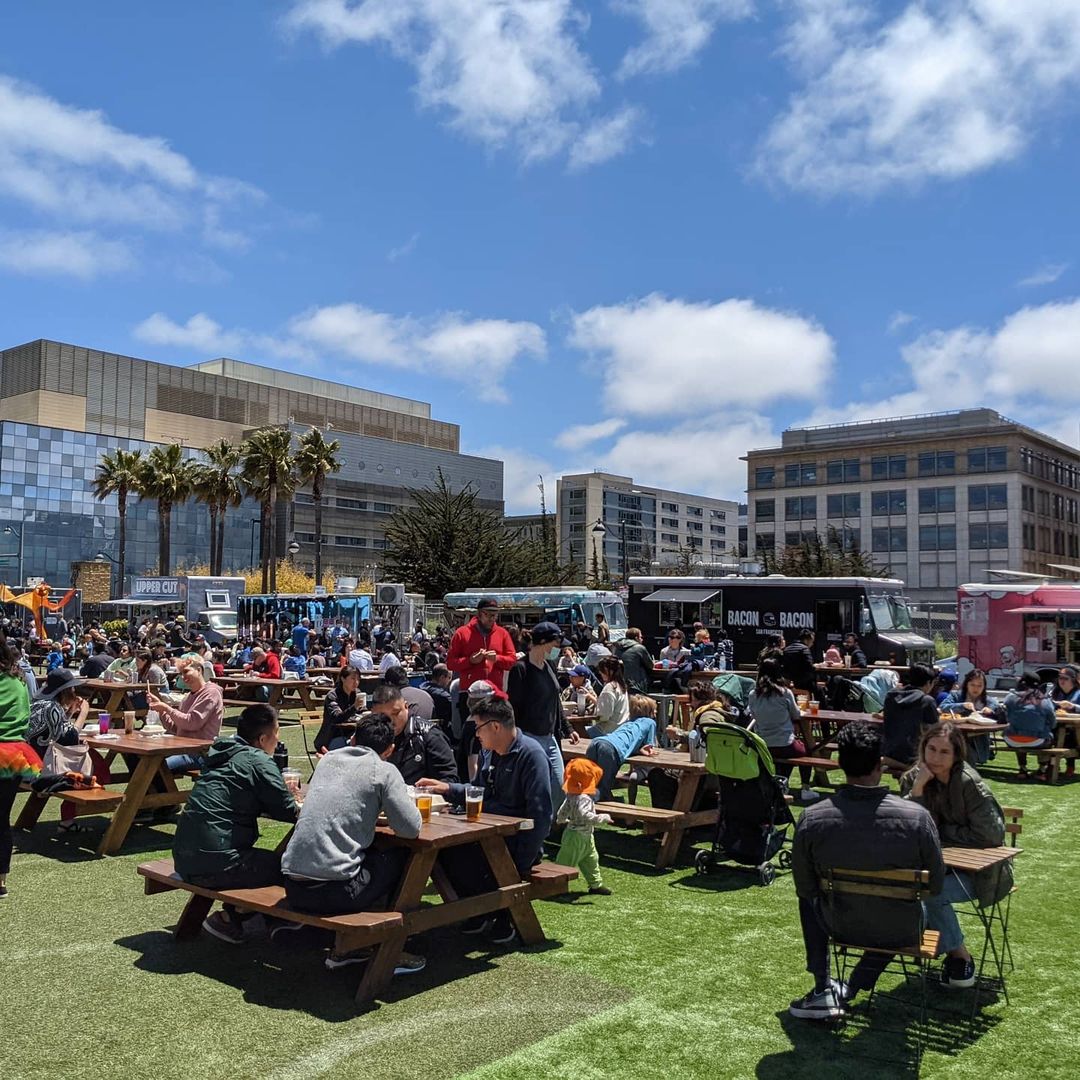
95,550,119,599
2,523,25,589
590,518,606,586
249,518,261,569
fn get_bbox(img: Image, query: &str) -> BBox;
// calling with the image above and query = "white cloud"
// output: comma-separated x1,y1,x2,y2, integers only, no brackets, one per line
567,106,644,170
1018,262,1068,288
0,74,264,262
568,292,834,416
0,229,134,280
387,231,421,261
615,0,753,78
287,0,643,167
471,444,560,514
554,417,627,450
887,310,915,334
134,303,546,402
759,2,1080,194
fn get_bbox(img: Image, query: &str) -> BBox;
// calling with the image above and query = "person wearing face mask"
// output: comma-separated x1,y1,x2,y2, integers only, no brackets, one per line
507,621,579,814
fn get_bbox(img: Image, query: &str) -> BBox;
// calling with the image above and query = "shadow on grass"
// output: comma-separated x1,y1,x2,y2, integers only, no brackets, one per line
14,819,175,863
756,980,1004,1079
668,864,782,894
116,922,565,1020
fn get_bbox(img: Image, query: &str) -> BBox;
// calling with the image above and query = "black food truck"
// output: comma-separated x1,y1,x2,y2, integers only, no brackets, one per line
627,575,934,667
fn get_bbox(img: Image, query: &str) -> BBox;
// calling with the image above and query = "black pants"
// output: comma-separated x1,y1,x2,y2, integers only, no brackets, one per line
799,897,891,992
438,844,498,898
454,695,477,782
184,848,283,891
585,739,623,802
0,777,18,875
285,847,408,914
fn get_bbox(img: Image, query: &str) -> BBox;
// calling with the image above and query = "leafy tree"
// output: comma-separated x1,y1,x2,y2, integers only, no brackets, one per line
241,427,295,593
767,527,884,578
91,448,143,591
139,444,197,575
385,470,576,597
199,438,243,575
295,427,342,584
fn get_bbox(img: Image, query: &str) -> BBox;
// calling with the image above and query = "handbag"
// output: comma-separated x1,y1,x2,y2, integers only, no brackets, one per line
43,741,94,777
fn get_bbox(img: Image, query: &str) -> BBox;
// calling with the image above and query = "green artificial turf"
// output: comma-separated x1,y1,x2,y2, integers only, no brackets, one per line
3,724,1078,1079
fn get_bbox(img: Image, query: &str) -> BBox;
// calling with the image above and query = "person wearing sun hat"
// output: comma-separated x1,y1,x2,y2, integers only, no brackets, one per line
555,758,613,896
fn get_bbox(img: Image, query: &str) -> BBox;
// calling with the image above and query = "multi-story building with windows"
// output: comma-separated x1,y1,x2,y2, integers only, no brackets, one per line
744,409,1080,603
556,471,738,581
0,339,503,588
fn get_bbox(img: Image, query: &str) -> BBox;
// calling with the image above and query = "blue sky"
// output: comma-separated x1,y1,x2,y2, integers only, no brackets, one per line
2,1,1080,511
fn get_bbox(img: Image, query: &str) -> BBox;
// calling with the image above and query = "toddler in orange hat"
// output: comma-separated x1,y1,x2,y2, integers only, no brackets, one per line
556,758,613,896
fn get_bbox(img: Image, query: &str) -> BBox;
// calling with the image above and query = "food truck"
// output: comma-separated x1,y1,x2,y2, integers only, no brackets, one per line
237,592,371,640
443,588,627,638
627,575,934,667
957,582,1080,687
101,575,245,644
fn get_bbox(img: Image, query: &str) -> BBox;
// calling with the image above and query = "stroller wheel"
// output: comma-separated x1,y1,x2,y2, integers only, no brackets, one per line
759,864,776,887
777,850,792,870
695,850,715,875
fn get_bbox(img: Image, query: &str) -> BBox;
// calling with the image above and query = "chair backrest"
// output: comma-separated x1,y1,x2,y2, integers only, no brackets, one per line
819,867,930,950
1000,805,1023,847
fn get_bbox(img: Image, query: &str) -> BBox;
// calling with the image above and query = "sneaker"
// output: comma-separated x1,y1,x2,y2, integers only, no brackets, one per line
462,915,494,935
325,947,373,970
268,919,305,943
393,950,427,976
488,913,518,945
941,956,977,990
202,910,245,945
832,979,853,1005
588,885,612,896
798,788,819,803
789,985,843,1021
0,884,8,899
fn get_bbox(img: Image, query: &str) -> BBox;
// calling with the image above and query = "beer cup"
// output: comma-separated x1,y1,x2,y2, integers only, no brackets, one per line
465,786,483,821
415,791,433,822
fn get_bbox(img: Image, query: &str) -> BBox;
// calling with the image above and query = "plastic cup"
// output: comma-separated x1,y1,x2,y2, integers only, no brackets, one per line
809,701,819,716
282,768,302,796
415,791,433,822
465,786,483,821
123,710,136,734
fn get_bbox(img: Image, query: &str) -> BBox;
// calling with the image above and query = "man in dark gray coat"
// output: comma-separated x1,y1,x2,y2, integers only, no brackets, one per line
613,627,655,693
789,720,945,1021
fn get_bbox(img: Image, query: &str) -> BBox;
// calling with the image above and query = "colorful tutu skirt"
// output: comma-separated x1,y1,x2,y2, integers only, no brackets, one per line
0,740,43,782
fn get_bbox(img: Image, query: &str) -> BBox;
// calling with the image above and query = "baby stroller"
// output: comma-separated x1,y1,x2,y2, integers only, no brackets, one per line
694,722,794,886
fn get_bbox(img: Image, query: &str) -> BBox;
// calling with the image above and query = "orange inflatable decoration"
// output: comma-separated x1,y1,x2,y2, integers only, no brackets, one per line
0,582,77,640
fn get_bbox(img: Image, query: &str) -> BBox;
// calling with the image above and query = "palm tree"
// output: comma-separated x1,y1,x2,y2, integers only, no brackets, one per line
295,427,342,583
200,439,243,574
241,427,295,592
139,444,196,575
91,448,143,591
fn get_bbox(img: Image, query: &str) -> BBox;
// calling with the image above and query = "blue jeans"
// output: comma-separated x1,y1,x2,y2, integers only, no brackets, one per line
166,753,208,775
924,869,975,954
523,731,565,816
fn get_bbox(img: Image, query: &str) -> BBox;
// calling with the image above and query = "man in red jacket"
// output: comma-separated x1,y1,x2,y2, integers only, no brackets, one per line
446,597,517,780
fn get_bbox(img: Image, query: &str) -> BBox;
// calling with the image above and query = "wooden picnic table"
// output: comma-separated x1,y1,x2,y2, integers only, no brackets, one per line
212,674,318,713
16,731,212,856
77,678,150,719
561,737,715,869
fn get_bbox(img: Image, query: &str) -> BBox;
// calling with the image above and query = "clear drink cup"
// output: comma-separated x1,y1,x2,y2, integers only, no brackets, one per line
415,791,433,822
465,786,483,821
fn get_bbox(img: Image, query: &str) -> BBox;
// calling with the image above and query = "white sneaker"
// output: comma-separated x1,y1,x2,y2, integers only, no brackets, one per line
789,985,843,1020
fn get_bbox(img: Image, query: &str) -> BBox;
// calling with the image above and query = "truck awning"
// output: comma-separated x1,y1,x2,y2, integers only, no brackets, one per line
1005,606,1080,615
641,588,719,604
97,598,176,607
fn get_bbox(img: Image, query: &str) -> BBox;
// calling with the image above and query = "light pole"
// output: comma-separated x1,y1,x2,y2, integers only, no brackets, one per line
95,550,119,599
249,518,261,569
287,540,301,559
2,523,24,588
590,518,606,586
617,515,628,586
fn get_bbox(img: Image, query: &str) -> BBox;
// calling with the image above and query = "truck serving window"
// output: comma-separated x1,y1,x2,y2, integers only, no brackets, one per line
868,595,914,632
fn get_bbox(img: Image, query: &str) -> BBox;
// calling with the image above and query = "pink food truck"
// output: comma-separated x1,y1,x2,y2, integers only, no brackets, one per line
957,582,1080,687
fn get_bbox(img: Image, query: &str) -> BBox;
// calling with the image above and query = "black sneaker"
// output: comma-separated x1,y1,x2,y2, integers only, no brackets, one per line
0,884,8,899
462,915,493,935
488,913,517,945
789,985,843,1020
588,885,612,896
202,911,245,945
941,956,977,989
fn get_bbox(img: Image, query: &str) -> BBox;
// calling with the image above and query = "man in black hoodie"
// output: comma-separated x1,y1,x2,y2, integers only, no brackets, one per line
782,631,817,697
881,663,939,768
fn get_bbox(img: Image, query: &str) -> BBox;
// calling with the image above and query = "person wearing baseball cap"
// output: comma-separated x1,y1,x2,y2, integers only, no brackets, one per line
560,664,597,716
507,621,578,815
446,598,517,780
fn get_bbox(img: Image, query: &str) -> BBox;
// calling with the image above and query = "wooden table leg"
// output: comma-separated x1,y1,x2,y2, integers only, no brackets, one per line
480,836,545,945
14,791,48,830
353,848,437,1006
655,772,704,869
174,893,214,940
96,753,163,857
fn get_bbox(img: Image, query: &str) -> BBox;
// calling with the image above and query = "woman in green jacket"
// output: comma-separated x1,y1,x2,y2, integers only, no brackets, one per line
0,641,43,898
901,721,1011,990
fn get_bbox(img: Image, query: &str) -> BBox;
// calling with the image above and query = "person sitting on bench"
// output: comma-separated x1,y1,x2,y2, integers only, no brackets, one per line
880,663,939,771
173,704,299,944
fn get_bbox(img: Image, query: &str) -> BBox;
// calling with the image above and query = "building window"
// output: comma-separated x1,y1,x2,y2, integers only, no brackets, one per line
785,529,818,547
784,462,818,487
334,535,368,547
919,524,956,551
784,496,817,519
711,509,727,520
830,526,861,552
968,484,1008,511
336,496,368,510
968,446,1007,473
1022,485,1035,512
710,538,726,551
918,487,956,514
567,488,586,500
710,524,727,535
661,531,679,543
872,526,907,552
754,467,774,489
826,493,861,517
687,521,703,532
970,523,1009,549
686,535,702,548
661,516,678,528
826,458,861,484
871,489,907,516
918,451,955,477
686,506,703,517
872,455,907,481
755,533,775,552
755,498,775,521
661,501,678,512
1022,522,1036,551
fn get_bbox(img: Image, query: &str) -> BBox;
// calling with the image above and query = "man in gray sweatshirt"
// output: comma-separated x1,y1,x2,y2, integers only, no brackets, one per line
281,713,424,972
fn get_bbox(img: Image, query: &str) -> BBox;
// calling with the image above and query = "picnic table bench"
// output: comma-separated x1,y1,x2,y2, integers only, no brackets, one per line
212,675,319,717
138,812,576,1008
561,738,716,868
